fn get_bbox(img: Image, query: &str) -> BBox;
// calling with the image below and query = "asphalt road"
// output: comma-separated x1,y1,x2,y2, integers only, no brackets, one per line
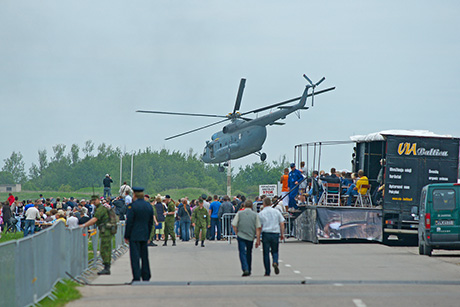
67,238,460,307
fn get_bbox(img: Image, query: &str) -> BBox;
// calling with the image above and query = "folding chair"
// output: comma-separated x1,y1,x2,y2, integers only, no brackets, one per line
324,183,341,206
355,184,372,207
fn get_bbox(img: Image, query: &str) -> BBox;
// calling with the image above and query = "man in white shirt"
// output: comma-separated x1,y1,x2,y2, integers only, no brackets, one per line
66,212,79,229
24,203,40,237
258,197,285,276
119,182,133,197
124,191,133,206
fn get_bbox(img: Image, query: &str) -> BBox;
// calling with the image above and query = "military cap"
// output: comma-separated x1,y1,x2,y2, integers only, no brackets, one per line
201,194,207,199
165,194,171,199
132,186,144,192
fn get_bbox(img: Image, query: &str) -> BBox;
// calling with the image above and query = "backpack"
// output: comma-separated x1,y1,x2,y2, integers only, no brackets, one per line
106,207,119,235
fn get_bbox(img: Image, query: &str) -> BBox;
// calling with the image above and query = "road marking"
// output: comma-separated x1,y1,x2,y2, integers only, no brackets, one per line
293,270,301,274
353,299,367,307
333,283,343,287
285,264,292,267
304,276,312,280
279,260,284,263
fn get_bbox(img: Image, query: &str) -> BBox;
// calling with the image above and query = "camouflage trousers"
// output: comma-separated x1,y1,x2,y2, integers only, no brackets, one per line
100,234,113,265
195,225,207,241
164,219,176,242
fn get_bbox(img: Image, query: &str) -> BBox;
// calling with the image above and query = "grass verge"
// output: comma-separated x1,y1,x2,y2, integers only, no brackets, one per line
0,231,24,243
37,279,82,307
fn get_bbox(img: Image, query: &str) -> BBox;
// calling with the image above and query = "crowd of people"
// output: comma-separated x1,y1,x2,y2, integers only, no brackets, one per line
282,162,375,209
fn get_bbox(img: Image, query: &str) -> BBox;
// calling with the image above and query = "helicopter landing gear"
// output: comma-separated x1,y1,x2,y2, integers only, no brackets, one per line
255,152,267,162
218,165,225,172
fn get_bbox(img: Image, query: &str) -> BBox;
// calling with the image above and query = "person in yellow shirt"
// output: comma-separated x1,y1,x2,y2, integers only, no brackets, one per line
345,170,369,205
355,170,369,195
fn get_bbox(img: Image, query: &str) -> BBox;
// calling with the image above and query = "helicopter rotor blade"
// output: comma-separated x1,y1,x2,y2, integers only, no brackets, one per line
303,74,313,85
232,78,246,115
136,110,228,119
164,118,229,140
315,77,325,87
240,86,335,115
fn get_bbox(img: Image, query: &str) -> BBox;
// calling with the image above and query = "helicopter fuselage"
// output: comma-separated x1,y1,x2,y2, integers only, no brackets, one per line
201,121,267,163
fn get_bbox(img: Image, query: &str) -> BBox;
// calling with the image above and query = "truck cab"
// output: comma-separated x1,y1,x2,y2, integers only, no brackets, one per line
419,183,460,256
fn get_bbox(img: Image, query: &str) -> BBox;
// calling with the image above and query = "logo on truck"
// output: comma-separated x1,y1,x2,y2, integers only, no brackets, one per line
397,143,448,157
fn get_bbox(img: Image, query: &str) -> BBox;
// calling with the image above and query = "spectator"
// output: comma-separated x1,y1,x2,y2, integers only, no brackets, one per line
177,198,192,242
119,181,133,197
218,195,235,238
7,193,15,206
258,197,285,276
208,195,222,241
232,199,261,277
124,191,133,206
288,163,303,210
103,174,113,198
24,203,40,237
79,207,91,225
67,212,79,229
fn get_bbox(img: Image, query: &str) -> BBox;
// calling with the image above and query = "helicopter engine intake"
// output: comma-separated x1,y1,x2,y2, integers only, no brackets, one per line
222,121,240,134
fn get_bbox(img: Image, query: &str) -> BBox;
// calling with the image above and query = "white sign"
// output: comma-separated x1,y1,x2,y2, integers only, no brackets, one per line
259,184,278,198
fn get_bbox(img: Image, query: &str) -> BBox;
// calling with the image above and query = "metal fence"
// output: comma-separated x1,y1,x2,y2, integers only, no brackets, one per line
221,213,294,243
0,220,126,307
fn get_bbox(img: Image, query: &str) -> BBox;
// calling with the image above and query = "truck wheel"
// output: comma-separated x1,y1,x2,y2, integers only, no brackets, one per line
424,244,432,257
418,242,425,255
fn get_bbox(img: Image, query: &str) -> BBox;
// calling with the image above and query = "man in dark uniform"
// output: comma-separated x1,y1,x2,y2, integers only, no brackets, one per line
124,187,154,282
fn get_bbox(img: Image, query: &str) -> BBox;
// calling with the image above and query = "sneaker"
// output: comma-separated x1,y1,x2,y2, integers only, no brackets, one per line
242,271,250,277
273,263,280,275
172,242,176,246
162,242,167,246
195,240,199,246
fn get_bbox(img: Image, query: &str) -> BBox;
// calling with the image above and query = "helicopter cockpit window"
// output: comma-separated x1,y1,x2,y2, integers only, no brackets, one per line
239,133,242,140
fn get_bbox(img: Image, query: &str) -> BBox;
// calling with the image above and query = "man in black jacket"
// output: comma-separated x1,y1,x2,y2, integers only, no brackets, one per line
124,187,154,282
103,174,113,198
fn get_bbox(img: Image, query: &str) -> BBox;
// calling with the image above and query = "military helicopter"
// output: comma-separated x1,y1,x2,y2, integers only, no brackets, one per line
137,74,334,171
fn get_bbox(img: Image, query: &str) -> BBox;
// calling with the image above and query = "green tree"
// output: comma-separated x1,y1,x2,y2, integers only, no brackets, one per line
2,151,27,183
0,171,15,184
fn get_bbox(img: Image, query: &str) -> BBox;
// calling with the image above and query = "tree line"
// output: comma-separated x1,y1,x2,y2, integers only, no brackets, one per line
0,141,287,197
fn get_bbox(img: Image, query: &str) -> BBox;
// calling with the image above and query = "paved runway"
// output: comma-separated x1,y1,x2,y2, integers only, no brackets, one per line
67,238,460,307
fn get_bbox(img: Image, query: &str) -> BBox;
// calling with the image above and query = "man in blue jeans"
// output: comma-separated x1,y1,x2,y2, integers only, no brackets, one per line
24,202,40,237
232,200,261,277
209,195,222,240
258,197,285,276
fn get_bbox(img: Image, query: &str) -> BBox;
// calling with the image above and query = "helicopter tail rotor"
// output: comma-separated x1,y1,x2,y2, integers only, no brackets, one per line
303,74,325,107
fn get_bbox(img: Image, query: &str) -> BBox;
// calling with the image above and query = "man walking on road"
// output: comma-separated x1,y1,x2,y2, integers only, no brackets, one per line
192,199,210,247
124,187,154,282
232,200,261,277
258,197,285,276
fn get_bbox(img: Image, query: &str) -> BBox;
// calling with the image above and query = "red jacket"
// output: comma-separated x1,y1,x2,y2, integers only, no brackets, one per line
7,195,15,206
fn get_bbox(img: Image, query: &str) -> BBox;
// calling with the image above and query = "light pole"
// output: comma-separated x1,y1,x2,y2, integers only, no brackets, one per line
119,154,123,189
130,152,134,187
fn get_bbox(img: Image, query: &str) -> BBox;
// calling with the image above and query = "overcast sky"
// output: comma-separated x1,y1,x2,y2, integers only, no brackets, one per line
1,1,459,175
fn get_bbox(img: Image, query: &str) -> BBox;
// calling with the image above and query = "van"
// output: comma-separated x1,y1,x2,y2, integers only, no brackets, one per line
419,183,460,256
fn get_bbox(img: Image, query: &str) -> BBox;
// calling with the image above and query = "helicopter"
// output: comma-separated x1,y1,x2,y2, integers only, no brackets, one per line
137,74,335,171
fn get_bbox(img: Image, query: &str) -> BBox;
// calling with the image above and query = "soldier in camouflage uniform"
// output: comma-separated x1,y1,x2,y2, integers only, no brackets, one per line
192,199,211,247
163,195,176,246
80,195,114,275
